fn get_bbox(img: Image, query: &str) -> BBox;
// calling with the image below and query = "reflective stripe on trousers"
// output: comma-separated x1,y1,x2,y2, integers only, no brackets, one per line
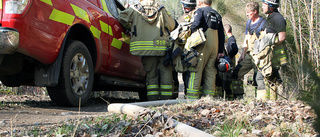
187,72,200,99
147,84,159,96
203,89,217,96
272,45,287,66
160,84,173,96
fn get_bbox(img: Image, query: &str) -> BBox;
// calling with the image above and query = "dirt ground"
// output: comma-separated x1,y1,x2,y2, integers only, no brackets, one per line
0,73,186,135
0,73,318,136
0,73,255,135
0,95,110,133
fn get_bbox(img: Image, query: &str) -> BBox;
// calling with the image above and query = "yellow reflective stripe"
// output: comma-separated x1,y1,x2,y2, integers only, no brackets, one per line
130,41,167,51
188,72,195,89
280,57,287,61
186,88,200,99
101,0,112,16
161,85,172,90
189,36,202,48
100,20,113,36
121,33,130,44
147,85,158,90
131,41,153,45
130,46,167,51
204,90,217,95
70,4,90,23
147,91,159,96
49,9,75,26
275,49,285,54
90,25,101,39
100,20,109,34
187,89,199,93
0,0,2,9
41,0,53,6
111,38,123,49
109,25,113,36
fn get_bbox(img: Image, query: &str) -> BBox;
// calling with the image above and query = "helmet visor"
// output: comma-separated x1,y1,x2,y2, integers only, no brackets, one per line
181,2,196,8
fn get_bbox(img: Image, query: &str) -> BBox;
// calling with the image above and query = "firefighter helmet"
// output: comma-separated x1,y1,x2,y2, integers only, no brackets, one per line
262,0,280,8
216,57,231,72
181,0,196,12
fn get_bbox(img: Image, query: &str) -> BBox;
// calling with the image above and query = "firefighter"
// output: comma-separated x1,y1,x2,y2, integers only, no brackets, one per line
186,0,225,99
215,24,238,100
119,0,178,101
181,0,197,14
232,2,266,99
173,0,197,98
254,0,287,100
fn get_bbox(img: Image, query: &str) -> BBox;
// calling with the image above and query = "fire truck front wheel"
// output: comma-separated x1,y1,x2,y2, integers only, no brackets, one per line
47,40,94,107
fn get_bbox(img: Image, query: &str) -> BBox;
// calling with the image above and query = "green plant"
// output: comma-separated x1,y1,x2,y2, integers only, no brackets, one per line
54,124,75,135
0,86,16,95
29,127,41,136
215,118,246,137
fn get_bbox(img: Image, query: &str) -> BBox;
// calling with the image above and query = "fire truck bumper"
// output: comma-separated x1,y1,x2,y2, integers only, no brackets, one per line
0,27,19,54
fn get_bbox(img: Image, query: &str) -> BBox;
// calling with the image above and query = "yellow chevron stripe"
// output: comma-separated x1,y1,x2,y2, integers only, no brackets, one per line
41,0,53,6
49,9,75,26
108,25,113,36
70,4,90,23
111,38,123,49
100,20,113,36
100,20,109,34
90,26,101,39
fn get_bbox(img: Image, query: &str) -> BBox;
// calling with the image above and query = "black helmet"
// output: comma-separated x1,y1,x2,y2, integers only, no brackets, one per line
216,57,232,72
181,0,196,9
262,0,280,8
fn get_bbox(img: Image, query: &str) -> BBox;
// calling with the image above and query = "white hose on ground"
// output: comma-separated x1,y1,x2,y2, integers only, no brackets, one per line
128,99,196,107
107,102,215,137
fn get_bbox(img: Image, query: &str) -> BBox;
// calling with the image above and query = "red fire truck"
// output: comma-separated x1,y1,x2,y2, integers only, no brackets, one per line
0,0,147,106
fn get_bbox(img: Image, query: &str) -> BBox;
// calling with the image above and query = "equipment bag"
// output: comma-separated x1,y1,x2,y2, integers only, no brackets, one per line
181,48,199,67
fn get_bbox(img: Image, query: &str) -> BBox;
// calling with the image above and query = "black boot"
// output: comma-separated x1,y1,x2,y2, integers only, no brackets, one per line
148,95,159,101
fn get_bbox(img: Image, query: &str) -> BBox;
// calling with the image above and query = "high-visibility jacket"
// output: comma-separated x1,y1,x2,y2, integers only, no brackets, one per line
119,0,176,56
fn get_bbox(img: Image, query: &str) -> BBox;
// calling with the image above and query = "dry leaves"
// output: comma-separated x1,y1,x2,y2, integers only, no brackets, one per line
154,97,318,136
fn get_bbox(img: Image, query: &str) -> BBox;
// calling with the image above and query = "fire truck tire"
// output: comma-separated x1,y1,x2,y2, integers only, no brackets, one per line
47,40,94,107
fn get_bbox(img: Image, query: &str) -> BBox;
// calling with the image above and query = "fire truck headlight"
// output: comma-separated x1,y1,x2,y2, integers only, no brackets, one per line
5,0,29,14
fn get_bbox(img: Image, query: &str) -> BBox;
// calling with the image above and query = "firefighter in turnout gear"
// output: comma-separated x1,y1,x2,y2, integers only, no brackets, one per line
172,0,197,98
253,0,287,100
119,0,178,101
232,2,266,99
186,0,225,99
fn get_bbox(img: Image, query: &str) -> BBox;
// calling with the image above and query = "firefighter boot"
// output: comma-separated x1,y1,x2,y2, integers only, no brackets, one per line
147,95,160,101
256,89,268,101
160,94,172,100
269,84,277,100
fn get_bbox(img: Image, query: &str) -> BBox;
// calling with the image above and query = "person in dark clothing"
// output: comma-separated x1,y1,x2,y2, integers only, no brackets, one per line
255,0,287,100
190,3,225,55
216,24,238,100
224,24,238,60
185,0,225,99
